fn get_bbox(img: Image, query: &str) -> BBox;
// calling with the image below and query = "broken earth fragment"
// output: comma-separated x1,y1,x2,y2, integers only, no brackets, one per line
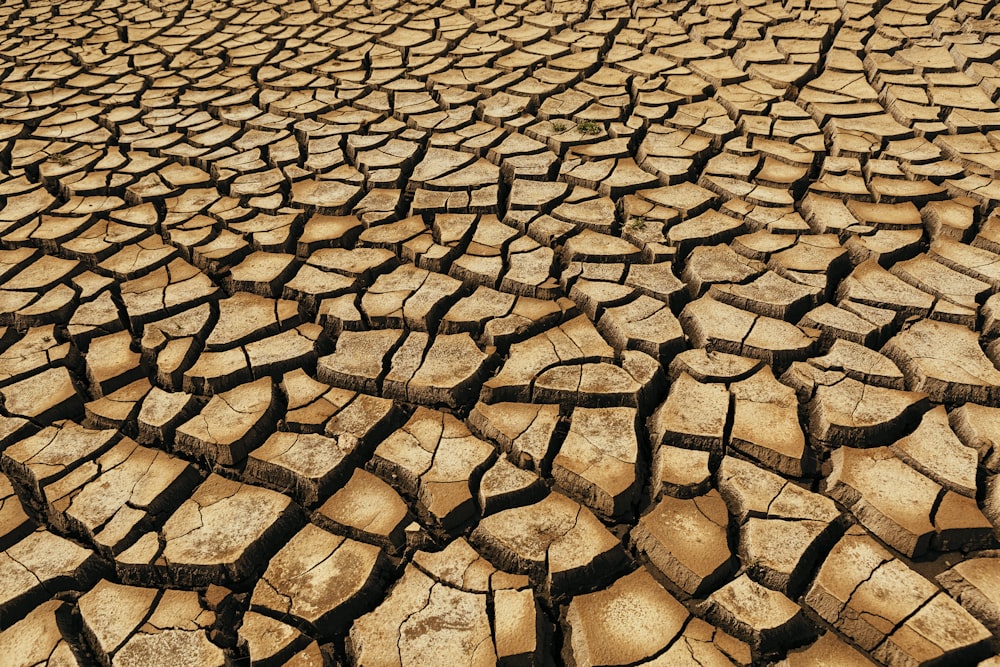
631,490,735,597
552,406,640,521
370,407,495,529
175,377,279,466
314,468,411,555
348,565,496,666
0,600,83,667
0,530,102,628
563,567,689,667
471,490,627,598
78,579,219,666
251,523,390,633
154,474,301,586
701,574,816,657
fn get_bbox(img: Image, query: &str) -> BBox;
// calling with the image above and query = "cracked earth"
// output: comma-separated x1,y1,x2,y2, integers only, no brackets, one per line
5,0,1000,664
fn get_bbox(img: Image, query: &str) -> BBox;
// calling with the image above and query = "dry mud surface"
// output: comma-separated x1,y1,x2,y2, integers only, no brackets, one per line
6,0,1000,665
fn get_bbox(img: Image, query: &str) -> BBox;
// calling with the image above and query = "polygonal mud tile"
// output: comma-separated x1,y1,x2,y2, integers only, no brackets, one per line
0,529,102,629
79,580,226,667
314,468,411,556
245,431,361,507
2,420,119,502
701,574,816,657
562,567,690,667
174,377,279,466
0,599,84,666
370,407,495,529
552,406,641,521
348,565,496,666
630,490,735,597
775,632,876,666
238,612,312,667
471,490,627,598
152,474,302,586
251,523,391,634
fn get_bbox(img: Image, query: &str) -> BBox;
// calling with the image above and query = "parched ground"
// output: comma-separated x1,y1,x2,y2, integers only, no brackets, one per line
5,0,1000,664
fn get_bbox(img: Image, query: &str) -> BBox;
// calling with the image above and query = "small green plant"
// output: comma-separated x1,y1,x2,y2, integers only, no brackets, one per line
550,120,568,132
626,216,648,231
576,120,602,135
51,153,72,166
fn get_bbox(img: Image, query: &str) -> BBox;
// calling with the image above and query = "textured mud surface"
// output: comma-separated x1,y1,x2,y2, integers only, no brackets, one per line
5,0,1000,664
